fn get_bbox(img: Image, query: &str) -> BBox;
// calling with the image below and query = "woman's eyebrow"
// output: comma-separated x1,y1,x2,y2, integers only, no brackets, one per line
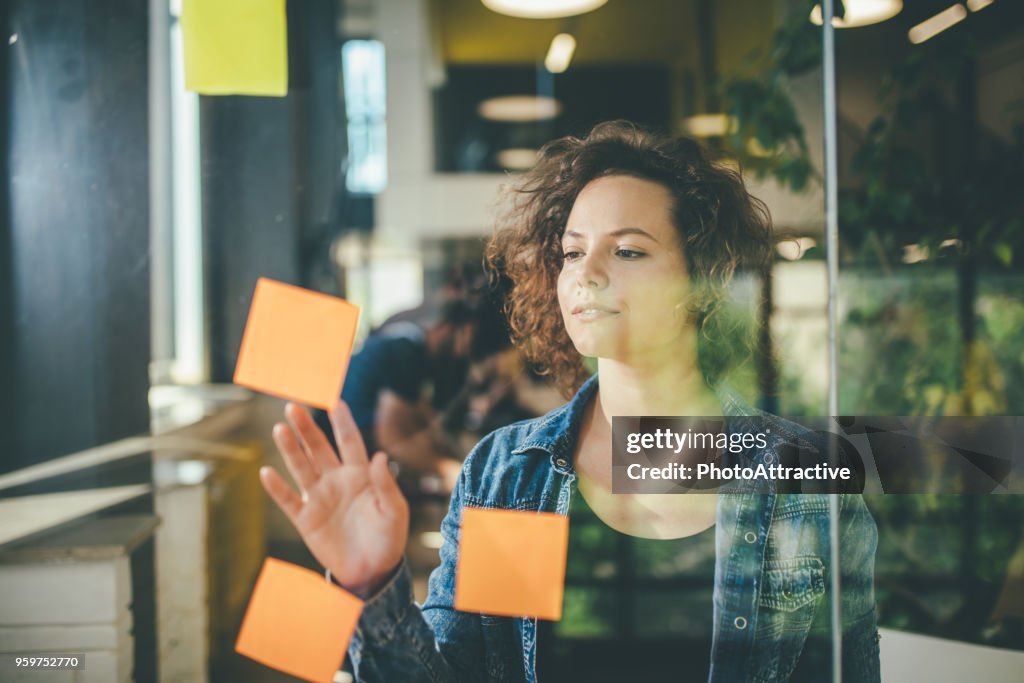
563,227,661,243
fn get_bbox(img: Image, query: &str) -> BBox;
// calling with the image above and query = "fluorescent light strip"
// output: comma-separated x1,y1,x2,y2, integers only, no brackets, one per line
908,4,968,44
967,0,993,11
545,33,576,73
680,113,736,137
496,148,540,170
477,95,562,122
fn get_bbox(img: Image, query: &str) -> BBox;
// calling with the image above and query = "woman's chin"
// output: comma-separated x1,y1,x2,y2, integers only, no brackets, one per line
570,337,619,360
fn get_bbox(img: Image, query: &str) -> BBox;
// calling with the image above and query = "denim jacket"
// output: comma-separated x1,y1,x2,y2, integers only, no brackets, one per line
347,375,881,682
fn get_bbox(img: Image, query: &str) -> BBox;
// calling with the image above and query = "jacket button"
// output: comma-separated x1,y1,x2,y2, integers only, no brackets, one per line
555,458,568,468
744,531,757,544
734,616,747,630
764,453,775,464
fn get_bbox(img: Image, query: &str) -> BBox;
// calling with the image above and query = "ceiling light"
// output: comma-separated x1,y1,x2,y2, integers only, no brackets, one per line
481,0,607,19
545,33,576,74
496,148,540,170
908,4,967,44
419,531,444,549
680,114,737,138
746,138,780,158
902,244,929,264
477,95,562,122
810,0,902,28
966,0,993,11
776,237,817,261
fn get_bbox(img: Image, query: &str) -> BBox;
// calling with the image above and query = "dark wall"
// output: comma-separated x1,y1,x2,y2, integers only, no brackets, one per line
203,0,341,382
1,0,342,470
436,65,671,172
0,0,14,466
202,96,302,382
2,0,150,474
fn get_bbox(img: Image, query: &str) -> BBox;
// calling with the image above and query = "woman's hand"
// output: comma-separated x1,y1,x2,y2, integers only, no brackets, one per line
260,401,410,598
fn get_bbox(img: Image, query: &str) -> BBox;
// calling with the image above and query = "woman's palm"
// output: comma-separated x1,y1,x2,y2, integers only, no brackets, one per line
260,401,409,597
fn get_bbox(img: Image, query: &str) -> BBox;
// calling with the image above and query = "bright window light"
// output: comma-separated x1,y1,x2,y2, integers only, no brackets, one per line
170,20,206,384
342,40,388,194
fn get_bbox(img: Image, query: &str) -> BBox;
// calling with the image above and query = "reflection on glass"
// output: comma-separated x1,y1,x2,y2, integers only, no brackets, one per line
836,0,1024,662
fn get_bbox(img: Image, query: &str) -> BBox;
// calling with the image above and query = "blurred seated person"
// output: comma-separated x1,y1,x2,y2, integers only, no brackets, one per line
440,348,564,453
315,298,477,493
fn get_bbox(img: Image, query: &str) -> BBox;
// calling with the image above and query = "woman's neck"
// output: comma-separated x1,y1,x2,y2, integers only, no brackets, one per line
593,354,721,426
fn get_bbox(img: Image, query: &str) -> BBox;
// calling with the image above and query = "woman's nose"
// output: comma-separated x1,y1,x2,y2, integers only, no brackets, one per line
576,253,608,289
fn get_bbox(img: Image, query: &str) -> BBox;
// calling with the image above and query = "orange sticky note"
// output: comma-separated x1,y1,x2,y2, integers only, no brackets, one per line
234,278,360,409
454,507,569,620
235,557,363,683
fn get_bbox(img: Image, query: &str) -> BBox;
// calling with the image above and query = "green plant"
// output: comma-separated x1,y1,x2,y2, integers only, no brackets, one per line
718,18,821,192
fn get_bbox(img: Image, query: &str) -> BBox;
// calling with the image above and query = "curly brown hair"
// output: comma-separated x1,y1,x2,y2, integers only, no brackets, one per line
484,120,773,398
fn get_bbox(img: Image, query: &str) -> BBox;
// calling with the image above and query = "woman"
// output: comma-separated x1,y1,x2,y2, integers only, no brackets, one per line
259,121,881,682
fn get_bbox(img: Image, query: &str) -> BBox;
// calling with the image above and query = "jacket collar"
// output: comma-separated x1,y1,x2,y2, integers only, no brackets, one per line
510,374,598,457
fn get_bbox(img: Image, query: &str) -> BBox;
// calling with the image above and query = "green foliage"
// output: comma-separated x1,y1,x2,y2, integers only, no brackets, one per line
837,271,1024,415
717,20,820,192
865,493,1024,649
841,33,1024,269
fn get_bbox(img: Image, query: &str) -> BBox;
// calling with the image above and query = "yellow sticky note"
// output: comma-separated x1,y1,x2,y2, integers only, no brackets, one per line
455,507,569,621
181,0,288,96
236,558,363,683
234,277,361,410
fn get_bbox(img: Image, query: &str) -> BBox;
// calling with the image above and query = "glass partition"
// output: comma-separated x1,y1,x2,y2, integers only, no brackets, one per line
834,0,1024,675
3,0,1022,681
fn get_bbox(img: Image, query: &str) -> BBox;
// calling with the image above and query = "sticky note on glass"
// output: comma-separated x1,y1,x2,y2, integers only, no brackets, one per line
234,278,361,409
236,558,363,683
455,507,569,620
181,0,288,96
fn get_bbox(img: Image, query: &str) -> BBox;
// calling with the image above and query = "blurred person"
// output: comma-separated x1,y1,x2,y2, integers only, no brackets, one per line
439,348,562,447
437,284,560,443
314,297,477,493
262,121,880,682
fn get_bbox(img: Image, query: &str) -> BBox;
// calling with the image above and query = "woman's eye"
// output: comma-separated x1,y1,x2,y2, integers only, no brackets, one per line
616,249,645,259
562,250,583,261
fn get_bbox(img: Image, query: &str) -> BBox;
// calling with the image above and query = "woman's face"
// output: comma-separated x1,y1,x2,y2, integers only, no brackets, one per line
557,174,692,363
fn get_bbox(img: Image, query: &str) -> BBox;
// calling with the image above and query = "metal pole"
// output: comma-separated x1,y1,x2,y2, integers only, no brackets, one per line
822,1,843,681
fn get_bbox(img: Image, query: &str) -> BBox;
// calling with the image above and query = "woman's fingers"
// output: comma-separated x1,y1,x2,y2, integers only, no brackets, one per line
328,400,370,467
284,403,341,475
272,421,319,491
260,466,303,526
369,451,406,519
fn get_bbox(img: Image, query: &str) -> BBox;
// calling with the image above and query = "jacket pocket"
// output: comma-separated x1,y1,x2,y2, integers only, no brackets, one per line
758,555,826,612
752,556,828,680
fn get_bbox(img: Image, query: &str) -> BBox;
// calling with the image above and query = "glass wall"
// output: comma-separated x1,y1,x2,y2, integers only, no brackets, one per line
834,0,1024,666
1,1,1021,681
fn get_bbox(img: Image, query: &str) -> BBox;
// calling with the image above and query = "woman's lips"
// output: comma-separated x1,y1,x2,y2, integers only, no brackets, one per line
572,304,620,320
